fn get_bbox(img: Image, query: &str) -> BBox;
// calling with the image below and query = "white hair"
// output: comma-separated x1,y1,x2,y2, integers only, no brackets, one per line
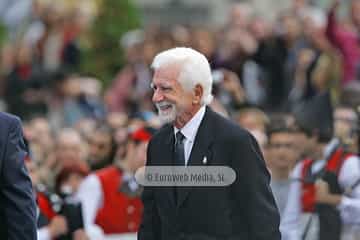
151,47,213,105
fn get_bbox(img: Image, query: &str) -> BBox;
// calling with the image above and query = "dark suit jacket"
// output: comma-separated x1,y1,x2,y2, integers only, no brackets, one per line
0,112,37,239
138,107,281,240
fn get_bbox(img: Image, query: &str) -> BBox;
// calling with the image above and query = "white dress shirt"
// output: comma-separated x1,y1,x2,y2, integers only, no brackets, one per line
174,106,206,165
76,106,206,236
280,152,360,240
75,174,105,235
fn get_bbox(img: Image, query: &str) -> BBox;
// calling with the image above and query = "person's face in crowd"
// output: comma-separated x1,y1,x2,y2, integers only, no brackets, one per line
303,16,316,37
17,44,32,65
293,0,307,10
128,118,147,132
31,117,53,149
306,132,323,160
32,0,41,15
80,77,102,98
237,112,266,133
229,4,252,28
43,5,64,29
351,0,360,31
115,127,130,146
74,118,97,141
267,132,298,170
334,107,357,146
237,29,258,56
61,77,81,98
222,29,243,58
125,44,143,64
88,131,113,165
107,112,128,130
172,25,191,46
25,161,39,187
56,133,85,166
282,15,302,42
142,40,158,66
249,18,272,41
291,131,310,159
59,173,85,195
192,30,215,59
0,44,16,72
303,17,328,51
158,33,175,51
133,141,148,169
125,140,149,172
152,64,203,128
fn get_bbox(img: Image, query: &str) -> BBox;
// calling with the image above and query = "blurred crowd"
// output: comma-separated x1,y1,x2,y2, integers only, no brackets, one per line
1,0,360,239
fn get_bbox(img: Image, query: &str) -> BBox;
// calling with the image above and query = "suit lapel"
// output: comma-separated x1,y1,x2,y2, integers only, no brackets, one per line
177,107,214,207
157,125,177,207
159,125,174,164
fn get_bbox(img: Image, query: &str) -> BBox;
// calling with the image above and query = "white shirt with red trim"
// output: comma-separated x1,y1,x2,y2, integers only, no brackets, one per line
280,149,360,240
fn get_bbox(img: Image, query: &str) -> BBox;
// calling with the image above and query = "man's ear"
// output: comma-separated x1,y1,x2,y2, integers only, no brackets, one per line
193,84,203,105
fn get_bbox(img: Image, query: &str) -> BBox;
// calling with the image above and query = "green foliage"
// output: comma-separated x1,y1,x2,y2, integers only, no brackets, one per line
0,23,7,45
80,0,141,86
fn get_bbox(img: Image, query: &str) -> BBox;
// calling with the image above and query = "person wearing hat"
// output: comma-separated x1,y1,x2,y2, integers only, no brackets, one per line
76,126,155,235
139,47,280,240
281,93,360,240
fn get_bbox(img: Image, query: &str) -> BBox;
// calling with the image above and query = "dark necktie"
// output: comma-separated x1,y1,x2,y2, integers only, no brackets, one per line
174,131,185,166
173,131,185,203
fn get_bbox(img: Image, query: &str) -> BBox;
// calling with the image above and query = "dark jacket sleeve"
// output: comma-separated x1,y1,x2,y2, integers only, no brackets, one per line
138,139,161,240
1,117,37,240
231,131,281,240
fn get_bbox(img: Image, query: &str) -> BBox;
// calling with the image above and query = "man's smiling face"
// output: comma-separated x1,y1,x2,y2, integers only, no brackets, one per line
151,64,194,126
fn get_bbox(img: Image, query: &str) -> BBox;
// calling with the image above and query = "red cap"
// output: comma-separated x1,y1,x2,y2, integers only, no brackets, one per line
130,127,155,142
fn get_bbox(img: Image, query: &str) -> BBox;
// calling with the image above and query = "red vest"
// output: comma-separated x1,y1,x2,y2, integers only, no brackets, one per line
95,166,143,234
37,192,56,220
301,148,353,212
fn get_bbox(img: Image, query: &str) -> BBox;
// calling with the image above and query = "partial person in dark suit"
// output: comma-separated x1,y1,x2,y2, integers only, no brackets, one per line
0,112,37,239
138,47,281,240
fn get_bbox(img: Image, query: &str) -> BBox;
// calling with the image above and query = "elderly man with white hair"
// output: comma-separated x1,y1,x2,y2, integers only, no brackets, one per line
138,47,281,240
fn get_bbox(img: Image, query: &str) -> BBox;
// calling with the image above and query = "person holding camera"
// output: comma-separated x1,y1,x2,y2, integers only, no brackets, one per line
26,158,100,240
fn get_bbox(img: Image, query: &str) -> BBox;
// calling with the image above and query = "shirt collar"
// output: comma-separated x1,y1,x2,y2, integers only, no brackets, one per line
174,106,206,142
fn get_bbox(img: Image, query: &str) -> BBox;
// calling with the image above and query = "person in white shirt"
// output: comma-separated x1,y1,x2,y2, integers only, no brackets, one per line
76,127,155,236
281,97,360,240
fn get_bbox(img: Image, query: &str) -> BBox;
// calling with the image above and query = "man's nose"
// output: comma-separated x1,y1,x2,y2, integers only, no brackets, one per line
152,89,164,103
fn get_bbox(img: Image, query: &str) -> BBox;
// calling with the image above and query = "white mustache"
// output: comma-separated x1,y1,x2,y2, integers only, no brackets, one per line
156,101,173,109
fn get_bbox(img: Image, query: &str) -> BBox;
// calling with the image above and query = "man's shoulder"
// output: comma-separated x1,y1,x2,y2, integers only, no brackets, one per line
0,112,21,128
148,109,250,143
149,124,172,143
208,109,249,141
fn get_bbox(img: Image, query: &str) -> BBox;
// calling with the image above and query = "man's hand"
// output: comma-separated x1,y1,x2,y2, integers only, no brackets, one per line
315,179,342,206
48,215,68,238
